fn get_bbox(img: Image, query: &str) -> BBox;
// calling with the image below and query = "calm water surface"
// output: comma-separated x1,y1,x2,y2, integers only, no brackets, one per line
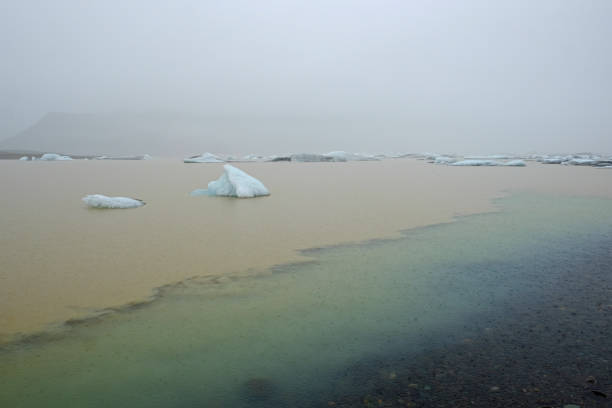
1,193,611,407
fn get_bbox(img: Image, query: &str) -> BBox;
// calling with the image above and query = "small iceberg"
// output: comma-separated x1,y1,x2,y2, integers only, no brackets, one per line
503,160,526,167
242,154,263,161
450,160,502,166
266,155,291,162
19,156,29,161
95,154,152,160
40,153,72,161
82,194,145,209
541,157,565,164
290,153,336,162
191,165,270,198
464,155,514,160
325,151,379,161
564,158,597,166
184,153,224,163
432,156,458,164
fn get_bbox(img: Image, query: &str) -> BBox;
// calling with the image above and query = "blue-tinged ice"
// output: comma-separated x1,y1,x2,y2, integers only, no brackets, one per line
82,194,145,209
192,164,270,198
450,159,502,166
432,156,458,164
325,151,380,161
503,160,526,166
290,153,338,162
464,154,514,160
40,153,72,161
564,158,597,166
541,157,565,164
184,152,224,163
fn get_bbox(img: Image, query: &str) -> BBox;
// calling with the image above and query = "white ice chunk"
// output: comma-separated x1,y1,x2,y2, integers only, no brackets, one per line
450,160,502,166
242,154,263,161
266,155,291,162
325,151,379,161
503,160,526,167
95,154,151,160
464,155,514,160
290,153,336,162
40,153,72,161
19,156,29,161
197,164,270,198
82,194,145,209
433,156,457,164
541,157,564,164
184,152,225,163
564,158,596,166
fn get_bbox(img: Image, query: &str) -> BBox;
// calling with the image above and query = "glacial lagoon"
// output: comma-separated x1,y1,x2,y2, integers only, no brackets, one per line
1,193,611,407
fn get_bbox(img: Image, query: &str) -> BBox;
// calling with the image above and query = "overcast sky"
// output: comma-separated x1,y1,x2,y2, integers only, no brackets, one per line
1,0,611,153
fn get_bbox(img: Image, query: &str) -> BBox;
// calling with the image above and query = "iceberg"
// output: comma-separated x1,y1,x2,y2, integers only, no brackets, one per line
503,160,526,167
95,154,152,160
242,154,263,161
266,155,291,162
564,158,596,166
184,153,224,163
325,151,379,161
450,160,502,166
419,153,440,160
464,155,514,160
290,153,336,162
40,153,72,161
82,194,145,209
432,156,457,164
194,164,270,198
19,156,29,161
541,157,565,164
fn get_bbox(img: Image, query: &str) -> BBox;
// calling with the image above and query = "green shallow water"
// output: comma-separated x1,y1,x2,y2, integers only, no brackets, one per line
1,193,611,407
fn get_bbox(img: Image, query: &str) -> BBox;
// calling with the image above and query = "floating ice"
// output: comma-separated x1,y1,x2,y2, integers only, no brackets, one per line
266,155,291,162
325,151,379,161
419,152,440,160
82,194,145,209
465,155,514,160
40,153,72,161
432,156,457,164
242,154,263,161
450,160,502,166
96,154,152,160
184,153,224,163
19,156,29,161
193,164,270,198
541,157,565,164
564,158,596,166
290,153,336,162
503,160,526,167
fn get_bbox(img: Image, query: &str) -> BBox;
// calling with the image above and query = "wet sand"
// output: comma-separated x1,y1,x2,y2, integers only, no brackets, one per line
0,159,610,342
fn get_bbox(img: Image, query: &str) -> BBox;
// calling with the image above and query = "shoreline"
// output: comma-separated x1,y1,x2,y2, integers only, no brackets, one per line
0,207,494,350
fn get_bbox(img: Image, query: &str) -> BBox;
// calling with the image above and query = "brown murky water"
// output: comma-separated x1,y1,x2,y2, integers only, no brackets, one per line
0,159,610,342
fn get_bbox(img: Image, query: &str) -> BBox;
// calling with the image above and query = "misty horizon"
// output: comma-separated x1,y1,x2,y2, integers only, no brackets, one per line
2,0,611,154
